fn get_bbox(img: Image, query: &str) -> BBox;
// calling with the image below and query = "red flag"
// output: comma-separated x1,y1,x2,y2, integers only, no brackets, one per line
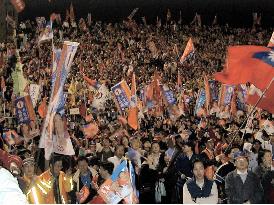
214,46,274,113
10,0,25,13
38,97,47,118
128,73,138,130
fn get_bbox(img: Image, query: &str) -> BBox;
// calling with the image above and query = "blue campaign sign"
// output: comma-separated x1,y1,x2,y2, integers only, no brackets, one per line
111,81,131,111
15,96,30,124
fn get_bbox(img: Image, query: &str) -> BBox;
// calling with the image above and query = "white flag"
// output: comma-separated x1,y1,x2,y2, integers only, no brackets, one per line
29,84,40,107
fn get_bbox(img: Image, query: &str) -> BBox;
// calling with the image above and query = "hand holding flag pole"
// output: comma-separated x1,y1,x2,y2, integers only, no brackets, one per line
224,77,274,154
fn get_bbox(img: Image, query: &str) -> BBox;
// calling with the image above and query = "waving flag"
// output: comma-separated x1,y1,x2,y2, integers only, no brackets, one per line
180,38,194,63
83,75,100,90
29,84,40,107
2,130,22,145
128,73,138,130
98,160,135,204
267,32,274,47
161,85,177,105
237,84,248,111
111,80,131,111
40,41,79,160
209,80,219,102
214,46,274,113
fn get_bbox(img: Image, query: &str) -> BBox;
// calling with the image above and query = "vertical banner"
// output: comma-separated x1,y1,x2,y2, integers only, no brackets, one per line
237,84,248,111
15,95,36,124
29,84,41,107
161,85,177,105
111,80,131,111
194,89,206,115
209,80,219,102
10,0,25,13
218,84,235,106
39,41,79,160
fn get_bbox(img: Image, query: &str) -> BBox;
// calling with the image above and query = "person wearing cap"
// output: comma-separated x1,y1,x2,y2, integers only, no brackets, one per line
261,154,274,203
183,159,218,204
225,151,264,204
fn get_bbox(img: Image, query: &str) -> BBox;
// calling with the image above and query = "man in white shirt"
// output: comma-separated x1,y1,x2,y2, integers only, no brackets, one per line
0,167,28,204
108,145,125,170
183,159,218,204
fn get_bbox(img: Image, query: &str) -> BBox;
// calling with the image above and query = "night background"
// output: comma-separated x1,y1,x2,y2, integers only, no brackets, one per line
18,0,274,27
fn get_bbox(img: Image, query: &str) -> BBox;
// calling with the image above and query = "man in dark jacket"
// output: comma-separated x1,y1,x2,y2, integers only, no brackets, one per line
225,151,264,204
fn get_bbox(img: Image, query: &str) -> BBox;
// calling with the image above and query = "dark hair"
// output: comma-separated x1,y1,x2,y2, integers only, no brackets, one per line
89,157,100,167
114,145,125,152
100,162,114,174
183,141,195,152
49,154,63,166
224,146,239,156
191,158,205,170
258,149,272,165
77,156,89,164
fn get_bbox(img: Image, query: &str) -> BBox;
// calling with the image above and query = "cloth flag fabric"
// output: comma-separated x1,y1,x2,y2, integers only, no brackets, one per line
83,75,100,90
267,31,274,47
180,38,194,63
2,130,22,146
29,84,40,107
82,123,99,139
10,0,25,12
123,161,139,204
98,160,135,204
91,84,111,110
214,46,274,113
194,89,206,115
111,80,131,111
11,62,28,96
39,41,79,160
15,95,36,124
128,73,138,130
218,84,235,107
161,85,177,105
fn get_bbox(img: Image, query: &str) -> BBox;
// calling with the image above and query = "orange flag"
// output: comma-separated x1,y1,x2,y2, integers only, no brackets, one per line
38,98,47,118
128,73,138,130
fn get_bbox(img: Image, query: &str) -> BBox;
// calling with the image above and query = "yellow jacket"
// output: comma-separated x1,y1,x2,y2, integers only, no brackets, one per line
27,170,73,204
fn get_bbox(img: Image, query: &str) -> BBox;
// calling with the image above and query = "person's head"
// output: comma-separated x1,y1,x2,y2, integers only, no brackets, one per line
258,149,272,168
131,138,140,150
252,140,262,152
115,145,125,159
183,141,195,154
270,134,274,144
111,139,118,147
234,151,249,171
89,157,100,171
151,142,160,154
77,156,89,174
22,157,35,178
99,162,114,179
226,146,240,160
49,155,63,177
103,138,111,149
205,139,214,151
143,141,151,152
192,159,205,181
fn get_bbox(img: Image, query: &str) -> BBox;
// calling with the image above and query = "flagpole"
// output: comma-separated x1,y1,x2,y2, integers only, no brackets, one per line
224,77,274,153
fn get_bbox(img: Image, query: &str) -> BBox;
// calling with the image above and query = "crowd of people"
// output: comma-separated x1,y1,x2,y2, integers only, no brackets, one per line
0,13,274,204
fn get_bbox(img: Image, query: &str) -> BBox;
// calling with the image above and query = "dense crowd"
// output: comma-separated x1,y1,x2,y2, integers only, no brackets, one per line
0,15,274,204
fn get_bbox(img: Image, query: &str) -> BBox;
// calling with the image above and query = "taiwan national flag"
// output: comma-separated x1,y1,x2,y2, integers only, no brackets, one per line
214,46,274,114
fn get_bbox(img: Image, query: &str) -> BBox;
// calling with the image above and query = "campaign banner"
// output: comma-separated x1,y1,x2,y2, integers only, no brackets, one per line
209,80,219,101
15,95,36,124
219,84,235,106
29,84,40,107
111,80,131,111
161,85,177,105
194,89,206,115
98,160,134,204
237,84,248,111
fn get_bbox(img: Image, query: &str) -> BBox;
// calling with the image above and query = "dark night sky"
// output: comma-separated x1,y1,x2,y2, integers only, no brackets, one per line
18,0,274,27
